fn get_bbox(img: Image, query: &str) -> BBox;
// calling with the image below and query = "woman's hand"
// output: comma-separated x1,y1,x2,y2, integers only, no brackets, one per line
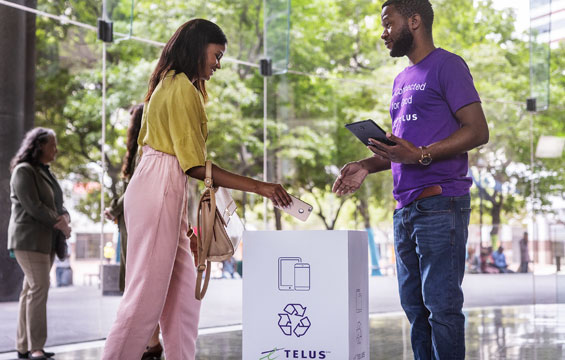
54,215,72,239
188,163,291,208
256,182,293,208
103,208,115,221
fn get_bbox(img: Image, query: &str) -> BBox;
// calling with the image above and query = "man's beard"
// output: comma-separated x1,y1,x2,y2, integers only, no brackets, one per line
390,25,414,57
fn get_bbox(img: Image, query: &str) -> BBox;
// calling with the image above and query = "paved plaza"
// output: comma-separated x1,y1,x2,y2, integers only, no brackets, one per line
1,274,564,359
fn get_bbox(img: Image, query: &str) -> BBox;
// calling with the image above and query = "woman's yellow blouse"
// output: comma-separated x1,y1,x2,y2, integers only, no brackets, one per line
138,71,208,172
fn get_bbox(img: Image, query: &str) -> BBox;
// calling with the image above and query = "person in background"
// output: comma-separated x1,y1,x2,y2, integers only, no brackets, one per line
221,257,238,279
104,104,164,359
466,246,480,273
480,246,499,274
54,251,72,287
519,232,530,273
492,246,513,273
102,19,292,360
105,104,144,292
103,241,115,263
8,127,72,360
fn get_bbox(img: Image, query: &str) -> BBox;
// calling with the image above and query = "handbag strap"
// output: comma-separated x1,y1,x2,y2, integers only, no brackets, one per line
204,160,213,189
195,160,216,300
195,190,213,300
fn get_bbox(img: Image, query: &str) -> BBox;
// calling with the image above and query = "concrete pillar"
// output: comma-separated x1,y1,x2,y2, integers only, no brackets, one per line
24,0,36,130
0,0,36,302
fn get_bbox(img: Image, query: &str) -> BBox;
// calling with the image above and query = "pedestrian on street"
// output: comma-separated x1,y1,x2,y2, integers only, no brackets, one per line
519,232,531,273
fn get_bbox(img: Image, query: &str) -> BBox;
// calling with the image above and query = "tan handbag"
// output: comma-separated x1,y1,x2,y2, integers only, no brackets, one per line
195,161,243,300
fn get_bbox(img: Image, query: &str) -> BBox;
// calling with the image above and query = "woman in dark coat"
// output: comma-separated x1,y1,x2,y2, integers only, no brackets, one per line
8,127,71,360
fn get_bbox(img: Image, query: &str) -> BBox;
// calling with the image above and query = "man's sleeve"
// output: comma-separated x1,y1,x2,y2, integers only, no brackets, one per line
439,55,481,115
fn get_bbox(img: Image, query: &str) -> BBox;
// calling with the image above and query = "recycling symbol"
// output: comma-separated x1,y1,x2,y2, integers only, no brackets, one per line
278,303,311,337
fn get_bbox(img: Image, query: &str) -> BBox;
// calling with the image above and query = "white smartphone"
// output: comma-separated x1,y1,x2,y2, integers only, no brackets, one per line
294,263,310,291
275,194,313,222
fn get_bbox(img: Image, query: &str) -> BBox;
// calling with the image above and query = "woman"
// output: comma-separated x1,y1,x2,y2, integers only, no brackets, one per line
104,104,143,293
8,127,71,360
104,104,164,359
102,19,291,360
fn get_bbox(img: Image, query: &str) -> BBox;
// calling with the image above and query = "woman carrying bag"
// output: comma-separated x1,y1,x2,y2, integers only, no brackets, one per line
102,19,291,360
8,127,71,360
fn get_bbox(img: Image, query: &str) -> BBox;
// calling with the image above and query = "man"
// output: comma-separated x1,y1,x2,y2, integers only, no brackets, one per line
492,246,512,273
332,0,489,358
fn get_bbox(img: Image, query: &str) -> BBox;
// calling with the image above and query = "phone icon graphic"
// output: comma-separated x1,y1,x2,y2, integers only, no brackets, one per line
356,289,362,313
294,263,310,291
278,257,301,290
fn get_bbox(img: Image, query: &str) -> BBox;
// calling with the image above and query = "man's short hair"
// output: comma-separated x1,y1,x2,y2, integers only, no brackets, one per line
382,0,434,34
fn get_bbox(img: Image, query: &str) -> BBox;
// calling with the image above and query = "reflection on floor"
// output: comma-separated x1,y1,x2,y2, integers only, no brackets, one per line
3,304,564,360
370,305,565,360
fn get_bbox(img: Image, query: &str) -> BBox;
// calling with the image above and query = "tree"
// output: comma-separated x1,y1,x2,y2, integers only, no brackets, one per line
31,0,564,235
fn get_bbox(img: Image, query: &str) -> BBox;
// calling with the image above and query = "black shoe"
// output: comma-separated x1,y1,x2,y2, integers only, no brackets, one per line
28,354,48,360
27,350,54,360
17,351,29,359
141,343,163,360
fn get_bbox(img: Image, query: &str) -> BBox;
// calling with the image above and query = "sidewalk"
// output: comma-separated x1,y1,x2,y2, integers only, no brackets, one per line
0,274,563,353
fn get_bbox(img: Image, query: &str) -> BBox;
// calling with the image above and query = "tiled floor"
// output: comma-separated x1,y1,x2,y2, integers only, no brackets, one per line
3,304,563,360
3,275,563,356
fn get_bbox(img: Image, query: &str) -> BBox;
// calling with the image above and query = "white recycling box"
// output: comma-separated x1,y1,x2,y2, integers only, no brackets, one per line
243,230,369,360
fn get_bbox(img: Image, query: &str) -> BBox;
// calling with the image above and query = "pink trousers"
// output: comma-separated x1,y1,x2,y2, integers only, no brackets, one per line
102,146,201,360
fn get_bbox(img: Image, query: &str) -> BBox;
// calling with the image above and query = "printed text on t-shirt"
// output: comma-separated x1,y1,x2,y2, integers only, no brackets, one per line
392,82,426,128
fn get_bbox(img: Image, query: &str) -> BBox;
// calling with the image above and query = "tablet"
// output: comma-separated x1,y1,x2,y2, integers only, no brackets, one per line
345,119,396,146
278,257,301,290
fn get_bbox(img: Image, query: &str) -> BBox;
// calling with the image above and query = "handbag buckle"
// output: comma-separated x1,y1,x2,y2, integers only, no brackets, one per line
223,208,232,224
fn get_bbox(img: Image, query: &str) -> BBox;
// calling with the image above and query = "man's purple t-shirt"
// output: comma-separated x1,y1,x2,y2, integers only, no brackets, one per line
389,48,480,208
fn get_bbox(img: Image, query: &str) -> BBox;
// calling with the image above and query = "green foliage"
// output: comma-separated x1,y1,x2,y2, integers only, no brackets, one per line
33,0,564,230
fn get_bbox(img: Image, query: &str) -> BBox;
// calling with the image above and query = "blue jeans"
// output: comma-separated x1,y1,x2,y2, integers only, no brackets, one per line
393,194,470,360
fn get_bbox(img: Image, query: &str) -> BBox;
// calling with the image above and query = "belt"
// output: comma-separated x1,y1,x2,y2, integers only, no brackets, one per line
415,185,443,201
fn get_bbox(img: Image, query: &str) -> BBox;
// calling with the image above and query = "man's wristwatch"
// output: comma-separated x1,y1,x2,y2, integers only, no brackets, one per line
418,146,432,166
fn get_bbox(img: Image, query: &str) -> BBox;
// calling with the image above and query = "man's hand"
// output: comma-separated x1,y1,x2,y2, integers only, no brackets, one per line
332,162,369,196
368,133,421,164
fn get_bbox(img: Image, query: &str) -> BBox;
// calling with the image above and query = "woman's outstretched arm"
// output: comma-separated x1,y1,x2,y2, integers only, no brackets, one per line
186,164,292,208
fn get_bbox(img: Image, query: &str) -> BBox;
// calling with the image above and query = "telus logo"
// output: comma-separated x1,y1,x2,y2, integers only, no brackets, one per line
283,349,327,359
260,348,328,359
